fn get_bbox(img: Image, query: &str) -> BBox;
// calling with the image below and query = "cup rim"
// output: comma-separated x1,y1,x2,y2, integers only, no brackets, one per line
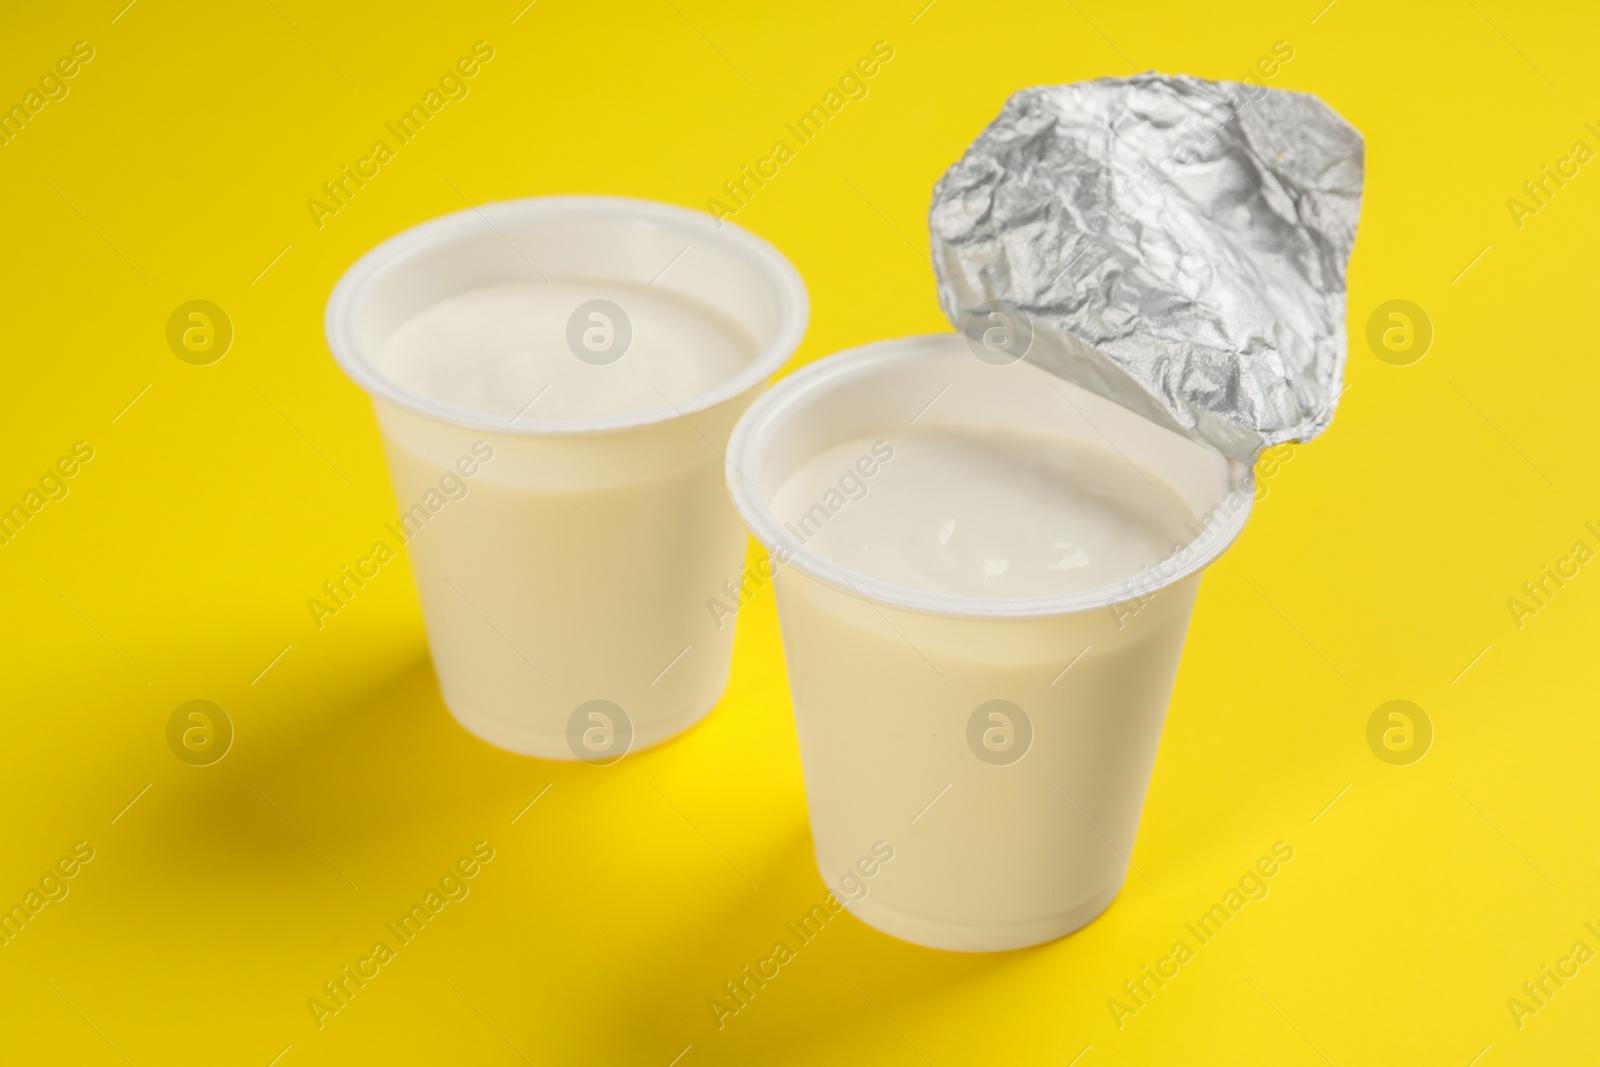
324,195,810,437
725,334,1255,620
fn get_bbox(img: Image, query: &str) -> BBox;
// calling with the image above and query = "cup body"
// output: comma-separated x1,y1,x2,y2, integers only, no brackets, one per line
726,335,1251,951
327,197,807,759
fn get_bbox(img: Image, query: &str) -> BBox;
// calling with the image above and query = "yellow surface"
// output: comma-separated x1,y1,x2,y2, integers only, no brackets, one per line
2,1,1597,1063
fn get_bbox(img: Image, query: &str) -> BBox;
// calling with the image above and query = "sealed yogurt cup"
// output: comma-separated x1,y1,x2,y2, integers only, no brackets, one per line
726,334,1251,950
327,196,807,760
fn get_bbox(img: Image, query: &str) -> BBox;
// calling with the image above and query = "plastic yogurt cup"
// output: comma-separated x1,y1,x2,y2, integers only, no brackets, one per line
326,196,807,760
725,333,1251,950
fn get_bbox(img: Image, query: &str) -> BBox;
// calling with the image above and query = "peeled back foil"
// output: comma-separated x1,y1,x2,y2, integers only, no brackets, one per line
930,74,1363,461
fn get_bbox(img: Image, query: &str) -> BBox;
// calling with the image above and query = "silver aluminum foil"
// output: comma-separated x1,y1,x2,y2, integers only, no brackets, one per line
930,74,1363,460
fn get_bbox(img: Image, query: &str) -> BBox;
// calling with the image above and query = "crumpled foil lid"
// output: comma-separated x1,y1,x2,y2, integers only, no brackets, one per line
930,74,1363,460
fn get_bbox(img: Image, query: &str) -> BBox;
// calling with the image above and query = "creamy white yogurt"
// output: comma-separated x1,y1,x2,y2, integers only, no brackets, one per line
377,281,758,421
772,426,1195,598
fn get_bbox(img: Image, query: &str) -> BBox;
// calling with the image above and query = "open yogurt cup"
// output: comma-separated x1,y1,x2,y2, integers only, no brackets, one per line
326,196,807,760
726,333,1251,950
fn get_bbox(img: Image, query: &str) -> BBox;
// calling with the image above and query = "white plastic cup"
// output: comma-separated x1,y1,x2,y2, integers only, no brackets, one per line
326,197,807,760
726,334,1252,951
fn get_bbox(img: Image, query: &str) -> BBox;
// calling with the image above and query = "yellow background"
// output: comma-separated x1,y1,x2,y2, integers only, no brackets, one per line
2,0,1597,1063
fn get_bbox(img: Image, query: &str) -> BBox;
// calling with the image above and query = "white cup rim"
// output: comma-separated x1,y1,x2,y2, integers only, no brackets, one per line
725,334,1256,619
324,195,810,436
